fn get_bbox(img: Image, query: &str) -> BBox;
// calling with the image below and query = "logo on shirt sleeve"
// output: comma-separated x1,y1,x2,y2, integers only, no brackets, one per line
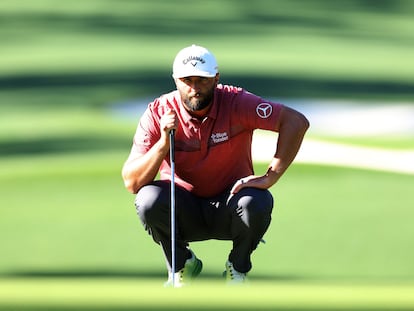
256,103,273,119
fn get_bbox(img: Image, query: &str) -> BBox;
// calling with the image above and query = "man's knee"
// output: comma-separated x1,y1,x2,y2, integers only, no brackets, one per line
230,188,273,231
135,181,170,223
237,188,273,215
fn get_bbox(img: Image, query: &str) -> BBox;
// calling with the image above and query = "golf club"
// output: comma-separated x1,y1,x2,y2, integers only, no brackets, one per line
169,129,176,286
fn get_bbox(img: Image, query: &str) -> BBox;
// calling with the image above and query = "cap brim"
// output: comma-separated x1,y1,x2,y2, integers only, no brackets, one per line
172,71,217,79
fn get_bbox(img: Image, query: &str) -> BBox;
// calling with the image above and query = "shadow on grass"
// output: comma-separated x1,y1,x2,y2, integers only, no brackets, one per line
1,0,412,45
2,71,414,101
1,268,302,282
0,135,131,157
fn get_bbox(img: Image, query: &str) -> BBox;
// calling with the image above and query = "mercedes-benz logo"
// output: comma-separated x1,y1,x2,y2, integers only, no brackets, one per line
256,103,272,119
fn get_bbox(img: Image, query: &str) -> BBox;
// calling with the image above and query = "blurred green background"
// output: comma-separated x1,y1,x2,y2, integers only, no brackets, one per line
1,0,414,310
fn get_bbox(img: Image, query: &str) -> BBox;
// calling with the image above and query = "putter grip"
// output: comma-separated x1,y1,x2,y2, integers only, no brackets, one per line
169,130,175,161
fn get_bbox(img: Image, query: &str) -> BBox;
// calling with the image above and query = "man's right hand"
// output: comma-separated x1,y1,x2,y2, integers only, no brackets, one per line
160,109,178,144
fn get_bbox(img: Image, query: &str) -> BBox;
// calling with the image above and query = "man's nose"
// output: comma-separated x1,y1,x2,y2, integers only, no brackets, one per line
188,81,201,93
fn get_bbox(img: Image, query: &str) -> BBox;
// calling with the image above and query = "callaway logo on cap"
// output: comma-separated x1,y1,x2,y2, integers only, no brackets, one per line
172,45,218,79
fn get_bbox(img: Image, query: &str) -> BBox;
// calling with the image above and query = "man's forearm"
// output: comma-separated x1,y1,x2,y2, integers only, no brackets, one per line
122,141,169,193
268,107,309,184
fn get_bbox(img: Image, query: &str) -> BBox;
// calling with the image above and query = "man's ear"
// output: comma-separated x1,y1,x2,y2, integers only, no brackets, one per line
214,73,220,85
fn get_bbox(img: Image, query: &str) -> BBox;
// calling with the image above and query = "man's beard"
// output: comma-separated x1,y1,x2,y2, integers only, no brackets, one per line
181,87,215,112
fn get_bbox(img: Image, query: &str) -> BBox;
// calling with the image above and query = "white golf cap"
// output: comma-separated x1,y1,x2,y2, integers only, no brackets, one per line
172,45,218,79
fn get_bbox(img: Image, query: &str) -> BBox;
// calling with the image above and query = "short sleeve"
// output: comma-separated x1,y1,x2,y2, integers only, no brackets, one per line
234,90,283,131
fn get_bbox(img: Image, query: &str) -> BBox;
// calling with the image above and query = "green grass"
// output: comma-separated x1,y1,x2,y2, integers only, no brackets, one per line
307,134,414,150
1,278,414,311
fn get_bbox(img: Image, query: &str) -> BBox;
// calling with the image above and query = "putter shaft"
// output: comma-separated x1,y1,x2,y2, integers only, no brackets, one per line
169,130,176,286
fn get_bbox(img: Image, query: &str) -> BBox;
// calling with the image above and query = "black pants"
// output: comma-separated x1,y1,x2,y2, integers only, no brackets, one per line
135,180,274,273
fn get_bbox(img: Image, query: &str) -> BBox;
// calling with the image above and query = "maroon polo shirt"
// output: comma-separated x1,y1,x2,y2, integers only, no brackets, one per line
134,84,283,197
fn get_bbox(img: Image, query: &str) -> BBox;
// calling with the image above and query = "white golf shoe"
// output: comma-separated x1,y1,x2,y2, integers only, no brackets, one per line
225,260,247,285
164,250,202,288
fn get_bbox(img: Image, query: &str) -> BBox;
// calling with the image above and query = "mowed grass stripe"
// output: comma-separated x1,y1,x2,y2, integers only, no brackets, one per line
1,278,414,310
